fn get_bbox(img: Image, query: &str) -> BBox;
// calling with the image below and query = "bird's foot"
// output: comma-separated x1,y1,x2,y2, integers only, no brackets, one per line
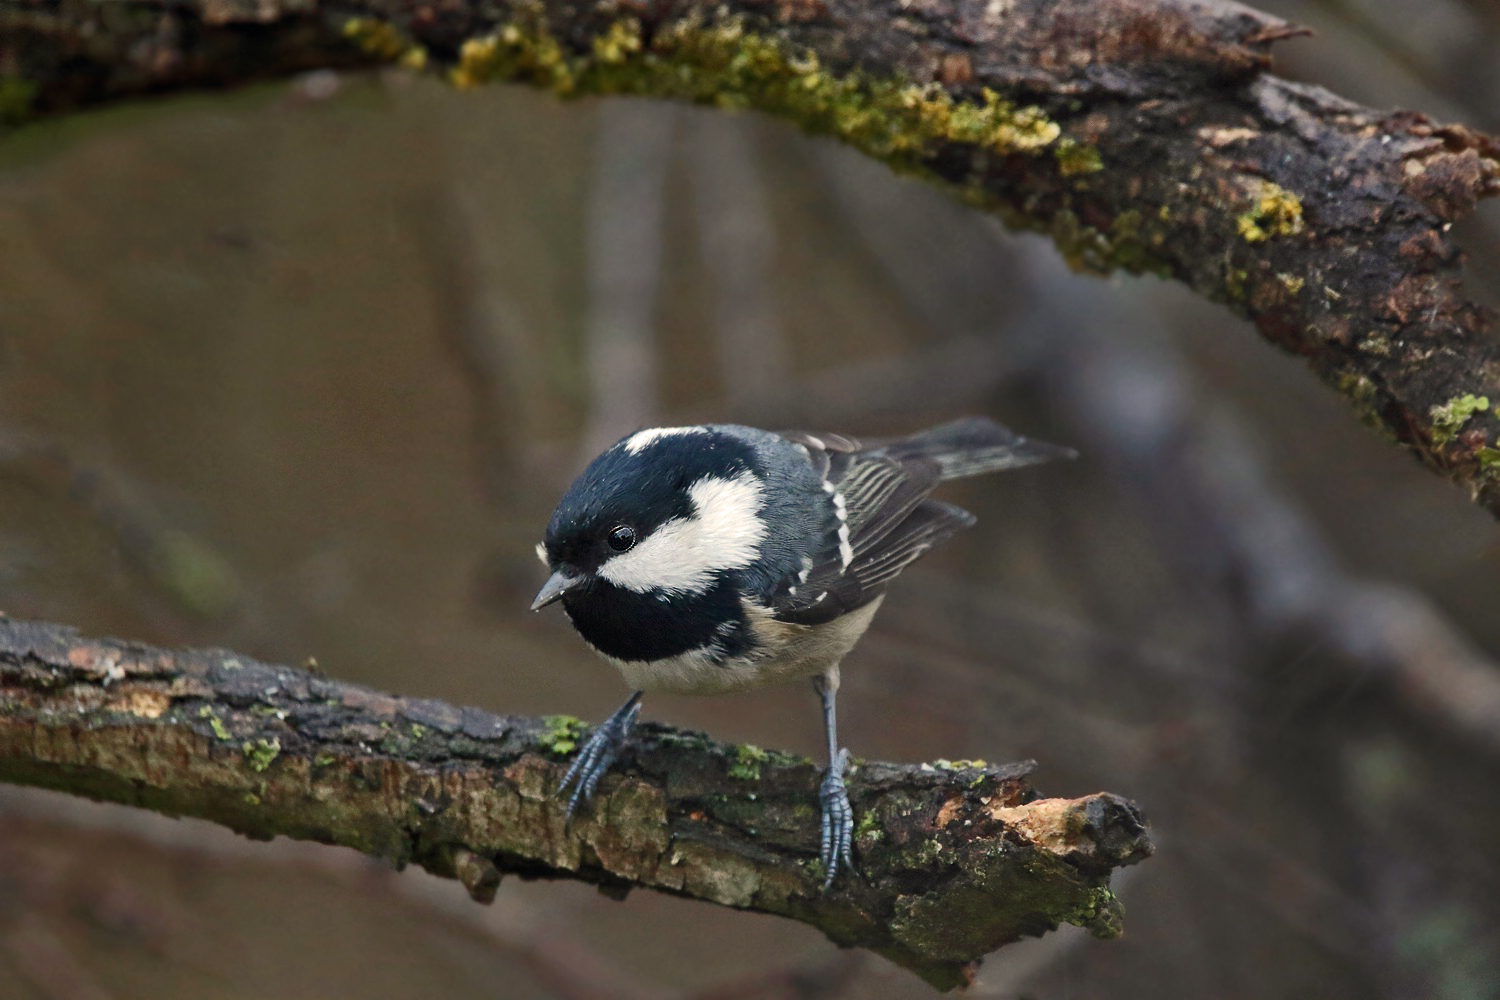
557,699,640,821
819,747,854,890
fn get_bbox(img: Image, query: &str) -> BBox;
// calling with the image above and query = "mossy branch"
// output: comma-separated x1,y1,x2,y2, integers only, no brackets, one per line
5,0,1498,515
0,617,1152,990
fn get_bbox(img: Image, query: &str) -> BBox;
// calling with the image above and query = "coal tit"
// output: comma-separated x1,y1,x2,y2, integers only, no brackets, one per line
532,417,1073,886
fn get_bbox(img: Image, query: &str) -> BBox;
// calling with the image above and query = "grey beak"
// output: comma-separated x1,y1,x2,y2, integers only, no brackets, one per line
531,569,585,611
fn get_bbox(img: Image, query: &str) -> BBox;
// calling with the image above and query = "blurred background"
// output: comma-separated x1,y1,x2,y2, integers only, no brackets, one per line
2,0,1499,995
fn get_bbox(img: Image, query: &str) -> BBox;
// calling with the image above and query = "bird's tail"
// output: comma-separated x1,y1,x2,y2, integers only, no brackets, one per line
880,416,1076,481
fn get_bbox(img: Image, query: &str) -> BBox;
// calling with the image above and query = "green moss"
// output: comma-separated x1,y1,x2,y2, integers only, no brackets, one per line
198,706,232,741
1037,206,1170,277
1054,138,1102,177
1236,180,1305,242
1476,447,1500,474
894,836,947,871
855,808,884,844
538,714,587,755
314,752,337,767
409,723,427,738
728,743,769,781
1430,394,1490,447
447,13,1065,175
1065,886,1125,939
1337,373,1395,441
242,737,281,772
0,77,37,127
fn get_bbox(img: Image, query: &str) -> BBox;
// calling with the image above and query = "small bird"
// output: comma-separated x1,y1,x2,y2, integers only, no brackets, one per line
531,417,1073,887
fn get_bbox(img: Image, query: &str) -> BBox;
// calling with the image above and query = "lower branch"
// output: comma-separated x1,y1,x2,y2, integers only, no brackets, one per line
0,617,1151,990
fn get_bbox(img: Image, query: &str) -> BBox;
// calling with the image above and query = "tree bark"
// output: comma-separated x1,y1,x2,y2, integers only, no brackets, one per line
0,616,1152,990
3,0,1499,515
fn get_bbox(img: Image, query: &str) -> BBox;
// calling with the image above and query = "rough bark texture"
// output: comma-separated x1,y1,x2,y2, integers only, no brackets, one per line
0,616,1151,990
3,0,1499,515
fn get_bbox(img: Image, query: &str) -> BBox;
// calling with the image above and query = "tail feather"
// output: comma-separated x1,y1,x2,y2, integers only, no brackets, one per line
881,417,1076,481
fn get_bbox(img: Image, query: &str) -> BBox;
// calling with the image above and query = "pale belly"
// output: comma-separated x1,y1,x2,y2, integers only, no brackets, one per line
607,598,884,696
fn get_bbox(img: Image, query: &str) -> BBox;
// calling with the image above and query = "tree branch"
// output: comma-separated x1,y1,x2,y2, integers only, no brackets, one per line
3,0,1499,515
0,616,1151,990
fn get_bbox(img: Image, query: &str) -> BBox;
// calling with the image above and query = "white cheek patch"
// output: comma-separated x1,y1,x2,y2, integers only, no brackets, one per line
623,426,709,454
598,469,765,594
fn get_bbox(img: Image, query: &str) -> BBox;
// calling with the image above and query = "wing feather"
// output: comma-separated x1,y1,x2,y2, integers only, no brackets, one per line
769,419,1068,626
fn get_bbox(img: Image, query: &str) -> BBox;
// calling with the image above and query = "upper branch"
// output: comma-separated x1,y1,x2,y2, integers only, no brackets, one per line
0,617,1151,991
4,0,1498,514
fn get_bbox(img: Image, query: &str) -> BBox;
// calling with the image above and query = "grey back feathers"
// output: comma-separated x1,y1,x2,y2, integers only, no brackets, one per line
768,417,1072,626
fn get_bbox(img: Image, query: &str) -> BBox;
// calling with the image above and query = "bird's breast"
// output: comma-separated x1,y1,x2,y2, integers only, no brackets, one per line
582,596,884,697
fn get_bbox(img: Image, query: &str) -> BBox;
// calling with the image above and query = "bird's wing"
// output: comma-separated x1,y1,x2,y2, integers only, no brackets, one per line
769,431,961,625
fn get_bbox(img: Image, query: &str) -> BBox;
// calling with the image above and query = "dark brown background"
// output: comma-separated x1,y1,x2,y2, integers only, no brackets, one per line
2,0,1499,994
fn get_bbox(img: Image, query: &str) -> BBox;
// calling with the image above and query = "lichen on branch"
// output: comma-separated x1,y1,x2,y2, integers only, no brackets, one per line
4,0,1500,517
0,617,1152,990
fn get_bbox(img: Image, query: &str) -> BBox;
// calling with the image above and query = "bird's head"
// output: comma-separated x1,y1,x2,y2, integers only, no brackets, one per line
532,426,769,614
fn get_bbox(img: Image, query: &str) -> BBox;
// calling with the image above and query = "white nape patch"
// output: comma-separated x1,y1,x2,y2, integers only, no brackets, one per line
623,426,708,454
598,469,765,594
535,542,549,566
804,435,825,451
798,555,813,583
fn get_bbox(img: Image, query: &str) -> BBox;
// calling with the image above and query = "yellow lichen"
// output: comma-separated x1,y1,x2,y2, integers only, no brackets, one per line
932,758,989,770
344,18,430,74
399,47,429,72
437,12,1070,170
1277,273,1305,294
1054,138,1103,177
1236,179,1305,242
1224,266,1249,300
592,18,643,65
343,18,412,62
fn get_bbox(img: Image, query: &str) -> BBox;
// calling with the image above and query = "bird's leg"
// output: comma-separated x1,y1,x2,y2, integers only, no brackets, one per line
813,666,853,889
557,691,642,821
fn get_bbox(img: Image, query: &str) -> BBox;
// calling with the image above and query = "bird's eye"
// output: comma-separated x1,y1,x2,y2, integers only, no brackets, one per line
606,525,637,552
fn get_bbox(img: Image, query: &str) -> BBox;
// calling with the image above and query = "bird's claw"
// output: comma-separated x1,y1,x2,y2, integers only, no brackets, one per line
557,700,640,821
819,747,854,890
